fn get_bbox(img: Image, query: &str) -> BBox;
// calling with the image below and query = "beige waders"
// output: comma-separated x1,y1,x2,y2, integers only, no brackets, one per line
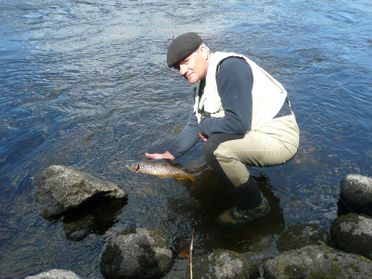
213,113,300,187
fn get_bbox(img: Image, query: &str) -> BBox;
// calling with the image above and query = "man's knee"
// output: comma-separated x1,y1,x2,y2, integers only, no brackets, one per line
203,134,243,158
213,141,236,163
203,135,227,165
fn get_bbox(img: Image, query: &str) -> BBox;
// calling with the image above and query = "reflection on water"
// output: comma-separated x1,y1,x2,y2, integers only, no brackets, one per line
0,0,371,277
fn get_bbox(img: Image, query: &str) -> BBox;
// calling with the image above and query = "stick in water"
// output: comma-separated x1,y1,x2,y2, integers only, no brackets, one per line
189,228,194,279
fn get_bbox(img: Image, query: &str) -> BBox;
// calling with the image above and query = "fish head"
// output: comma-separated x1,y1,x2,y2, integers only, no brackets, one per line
126,163,141,173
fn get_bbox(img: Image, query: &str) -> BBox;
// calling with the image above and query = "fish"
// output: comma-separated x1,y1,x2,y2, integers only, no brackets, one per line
126,161,197,183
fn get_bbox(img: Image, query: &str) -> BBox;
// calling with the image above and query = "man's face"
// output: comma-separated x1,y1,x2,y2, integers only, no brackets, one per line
176,47,208,84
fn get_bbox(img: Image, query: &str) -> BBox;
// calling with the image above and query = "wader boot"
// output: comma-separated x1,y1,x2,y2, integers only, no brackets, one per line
217,178,270,226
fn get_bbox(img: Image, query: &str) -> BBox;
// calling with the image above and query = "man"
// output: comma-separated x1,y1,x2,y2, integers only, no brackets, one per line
145,32,300,226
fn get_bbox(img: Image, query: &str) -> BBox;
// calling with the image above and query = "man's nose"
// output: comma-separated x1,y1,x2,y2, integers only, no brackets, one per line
178,64,187,76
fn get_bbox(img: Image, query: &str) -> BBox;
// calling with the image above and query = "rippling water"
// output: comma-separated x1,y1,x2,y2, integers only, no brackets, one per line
1,0,371,277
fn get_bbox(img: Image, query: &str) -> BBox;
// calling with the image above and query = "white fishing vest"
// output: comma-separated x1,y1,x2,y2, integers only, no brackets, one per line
194,51,288,130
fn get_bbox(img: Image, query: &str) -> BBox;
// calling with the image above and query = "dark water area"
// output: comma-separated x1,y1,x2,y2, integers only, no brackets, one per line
0,0,371,277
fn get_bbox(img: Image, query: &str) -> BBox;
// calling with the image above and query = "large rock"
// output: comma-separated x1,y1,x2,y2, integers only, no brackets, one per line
25,269,81,279
193,249,259,279
339,174,372,215
277,224,329,252
100,228,173,279
263,244,372,279
35,165,127,218
331,213,372,259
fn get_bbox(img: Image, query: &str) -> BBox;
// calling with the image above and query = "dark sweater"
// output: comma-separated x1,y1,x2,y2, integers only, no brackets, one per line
168,57,254,158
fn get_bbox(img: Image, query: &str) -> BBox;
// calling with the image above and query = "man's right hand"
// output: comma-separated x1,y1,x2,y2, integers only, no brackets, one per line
144,151,175,161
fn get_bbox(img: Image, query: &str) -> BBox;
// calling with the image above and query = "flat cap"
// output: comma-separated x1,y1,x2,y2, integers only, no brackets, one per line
167,32,202,67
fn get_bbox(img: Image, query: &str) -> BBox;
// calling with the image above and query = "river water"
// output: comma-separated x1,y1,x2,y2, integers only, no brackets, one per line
0,0,371,278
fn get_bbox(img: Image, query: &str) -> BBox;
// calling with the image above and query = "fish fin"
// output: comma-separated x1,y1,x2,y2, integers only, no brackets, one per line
189,175,198,184
174,175,198,183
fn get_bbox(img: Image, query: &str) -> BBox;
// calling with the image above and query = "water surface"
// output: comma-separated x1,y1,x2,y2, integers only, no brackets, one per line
0,0,371,277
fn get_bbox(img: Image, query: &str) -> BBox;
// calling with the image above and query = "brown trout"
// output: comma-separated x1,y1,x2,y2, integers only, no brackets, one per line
127,161,197,183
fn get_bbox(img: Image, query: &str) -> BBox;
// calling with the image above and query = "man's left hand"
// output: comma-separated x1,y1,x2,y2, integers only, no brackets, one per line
199,132,208,142
144,151,175,160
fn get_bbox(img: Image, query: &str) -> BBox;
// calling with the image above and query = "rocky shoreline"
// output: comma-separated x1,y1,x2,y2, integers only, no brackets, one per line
28,166,371,278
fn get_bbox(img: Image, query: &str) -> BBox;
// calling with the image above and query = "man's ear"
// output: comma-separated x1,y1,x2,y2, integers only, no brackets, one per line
199,44,209,60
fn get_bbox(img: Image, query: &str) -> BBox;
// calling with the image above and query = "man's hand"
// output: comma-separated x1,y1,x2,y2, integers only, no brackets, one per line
198,132,208,142
144,151,175,160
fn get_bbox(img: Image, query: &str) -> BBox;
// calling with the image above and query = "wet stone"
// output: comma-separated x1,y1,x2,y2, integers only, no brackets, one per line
25,269,82,279
63,214,94,241
100,228,174,279
35,165,127,218
277,224,329,252
263,244,372,279
339,174,372,216
331,213,372,260
193,249,259,279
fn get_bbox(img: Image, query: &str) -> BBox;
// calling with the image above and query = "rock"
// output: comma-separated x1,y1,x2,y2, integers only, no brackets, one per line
100,228,173,279
339,174,372,215
277,224,329,252
25,269,81,279
330,213,372,259
193,249,259,279
35,165,127,218
263,244,372,279
164,258,189,278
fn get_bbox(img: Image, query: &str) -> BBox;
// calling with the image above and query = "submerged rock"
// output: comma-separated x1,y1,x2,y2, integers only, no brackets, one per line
25,269,81,279
331,213,372,260
277,224,329,252
35,165,127,218
339,174,372,215
263,244,372,279
193,249,259,279
63,198,126,241
100,228,173,279
63,214,94,241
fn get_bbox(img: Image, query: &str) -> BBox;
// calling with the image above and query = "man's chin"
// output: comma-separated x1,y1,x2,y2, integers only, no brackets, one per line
187,77,198,84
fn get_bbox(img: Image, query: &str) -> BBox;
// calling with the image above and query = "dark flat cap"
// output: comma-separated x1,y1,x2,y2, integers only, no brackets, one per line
167,32,202,67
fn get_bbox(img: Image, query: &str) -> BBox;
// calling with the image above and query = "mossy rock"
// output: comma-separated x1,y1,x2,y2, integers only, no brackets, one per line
100,228,174,278
192,249,259,279
263,244,372,279
331,213,372,259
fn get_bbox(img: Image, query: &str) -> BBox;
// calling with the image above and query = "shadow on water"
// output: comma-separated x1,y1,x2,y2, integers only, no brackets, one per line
170,167,285,254
61,197,126,241
337,197,372,217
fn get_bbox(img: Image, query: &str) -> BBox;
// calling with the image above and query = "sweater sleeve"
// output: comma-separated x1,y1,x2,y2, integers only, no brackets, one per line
199,57,253,136
168,112,201,158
